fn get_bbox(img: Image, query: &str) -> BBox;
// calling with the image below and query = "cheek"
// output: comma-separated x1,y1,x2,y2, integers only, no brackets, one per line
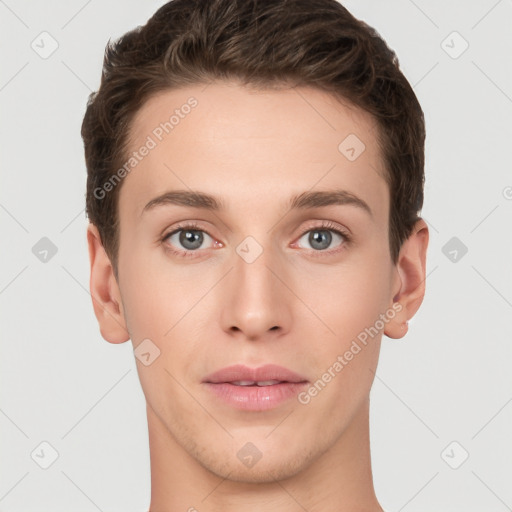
118,272,166,345
295,257,390,398
302,258,391,341
299,267,386,414
118,244,197,336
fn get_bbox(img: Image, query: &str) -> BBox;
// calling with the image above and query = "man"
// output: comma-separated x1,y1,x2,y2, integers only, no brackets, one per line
83,1,428,510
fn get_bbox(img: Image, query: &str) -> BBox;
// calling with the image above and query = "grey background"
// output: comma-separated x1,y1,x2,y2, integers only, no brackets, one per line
1,0,511,511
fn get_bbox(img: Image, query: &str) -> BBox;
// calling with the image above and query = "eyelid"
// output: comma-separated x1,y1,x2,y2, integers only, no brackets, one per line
162,221,218,247
295,219,351,239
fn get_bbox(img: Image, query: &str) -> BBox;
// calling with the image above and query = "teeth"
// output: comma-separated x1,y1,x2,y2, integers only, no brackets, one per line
256,380,281,386
231,380,282,386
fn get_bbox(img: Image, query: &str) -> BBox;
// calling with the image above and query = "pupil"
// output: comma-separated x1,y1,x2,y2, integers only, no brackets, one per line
180,230,203,250
310,230,331,250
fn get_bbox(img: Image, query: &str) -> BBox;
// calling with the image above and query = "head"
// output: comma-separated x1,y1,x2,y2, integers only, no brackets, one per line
84,0,428,484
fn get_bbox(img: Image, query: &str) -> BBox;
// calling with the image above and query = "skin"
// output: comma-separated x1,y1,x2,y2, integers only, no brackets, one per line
87,81,429,512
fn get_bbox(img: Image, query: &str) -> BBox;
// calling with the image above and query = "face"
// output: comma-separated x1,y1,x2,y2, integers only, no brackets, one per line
113,81,400,482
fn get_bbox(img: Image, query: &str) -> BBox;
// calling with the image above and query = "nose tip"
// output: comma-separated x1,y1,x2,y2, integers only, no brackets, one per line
220,247,291,341
228,315,281,340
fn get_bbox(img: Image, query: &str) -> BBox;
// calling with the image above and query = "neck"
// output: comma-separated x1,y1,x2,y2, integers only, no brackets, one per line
147,401,383,512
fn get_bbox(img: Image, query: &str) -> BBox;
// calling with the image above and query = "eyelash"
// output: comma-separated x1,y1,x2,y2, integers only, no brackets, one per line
161,221,351,259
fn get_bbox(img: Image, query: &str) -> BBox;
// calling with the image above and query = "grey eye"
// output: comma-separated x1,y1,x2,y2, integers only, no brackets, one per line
297,229,344,251
168,229,213,251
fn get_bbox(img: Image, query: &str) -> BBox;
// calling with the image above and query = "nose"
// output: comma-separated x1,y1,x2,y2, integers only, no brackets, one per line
219,238,292,341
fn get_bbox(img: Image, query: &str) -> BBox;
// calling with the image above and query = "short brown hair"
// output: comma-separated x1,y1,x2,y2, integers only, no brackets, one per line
82,0,425,277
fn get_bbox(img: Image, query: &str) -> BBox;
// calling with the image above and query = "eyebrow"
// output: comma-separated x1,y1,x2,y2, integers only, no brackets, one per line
141,189,372,217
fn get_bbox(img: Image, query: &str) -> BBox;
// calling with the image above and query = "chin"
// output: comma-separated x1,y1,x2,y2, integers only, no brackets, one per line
211,462,302,484
196,443,318,484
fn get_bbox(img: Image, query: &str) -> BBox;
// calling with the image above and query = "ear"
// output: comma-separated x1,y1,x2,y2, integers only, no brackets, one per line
384,218,429,339
86,223,130,344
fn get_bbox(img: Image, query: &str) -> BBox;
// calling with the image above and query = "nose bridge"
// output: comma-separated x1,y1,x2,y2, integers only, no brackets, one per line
235,234,275,294
220,233,291,339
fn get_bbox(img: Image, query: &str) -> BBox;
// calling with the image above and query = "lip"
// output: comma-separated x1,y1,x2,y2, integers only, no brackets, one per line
202,364,309,411
202,364,308,384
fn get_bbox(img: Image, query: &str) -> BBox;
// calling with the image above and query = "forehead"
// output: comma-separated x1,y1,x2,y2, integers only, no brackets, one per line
120,81,388,225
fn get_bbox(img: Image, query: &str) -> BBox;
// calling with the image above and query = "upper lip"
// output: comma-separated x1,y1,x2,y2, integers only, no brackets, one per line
203,364,308,384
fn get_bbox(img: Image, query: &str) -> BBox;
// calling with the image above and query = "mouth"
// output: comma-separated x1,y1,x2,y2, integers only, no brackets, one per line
228,380,288,386
202,363,308,385
202,364,309,411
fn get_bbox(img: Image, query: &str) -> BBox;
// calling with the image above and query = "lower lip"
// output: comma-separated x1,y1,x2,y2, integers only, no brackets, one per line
204,382,309,411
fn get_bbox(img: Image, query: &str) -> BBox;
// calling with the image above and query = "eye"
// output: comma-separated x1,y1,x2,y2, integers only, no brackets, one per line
162,222,216,255
295,222,350,252
161,220,350,259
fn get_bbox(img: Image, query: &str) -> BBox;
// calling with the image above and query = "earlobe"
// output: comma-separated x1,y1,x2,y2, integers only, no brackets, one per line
86,223,130,344
384,219,429,340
